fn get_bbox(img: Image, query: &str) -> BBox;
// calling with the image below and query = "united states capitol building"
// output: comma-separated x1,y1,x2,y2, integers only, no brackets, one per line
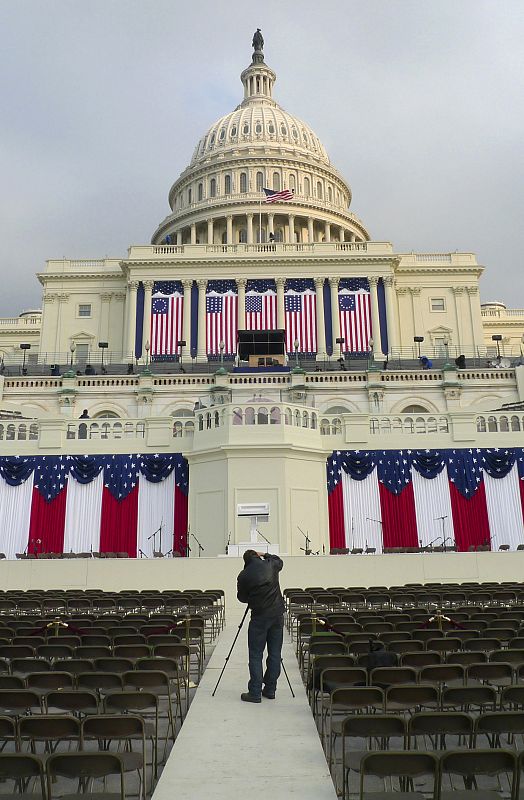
1,33,523,556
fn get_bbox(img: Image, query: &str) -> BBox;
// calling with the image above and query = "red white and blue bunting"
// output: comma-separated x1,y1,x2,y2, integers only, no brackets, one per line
327,448,524,552
0,454,188,559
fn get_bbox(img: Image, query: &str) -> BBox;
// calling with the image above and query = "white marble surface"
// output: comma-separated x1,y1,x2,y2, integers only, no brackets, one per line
152,610,337,800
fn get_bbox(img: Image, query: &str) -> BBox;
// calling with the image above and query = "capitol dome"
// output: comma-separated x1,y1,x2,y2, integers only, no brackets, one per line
152,32,369,247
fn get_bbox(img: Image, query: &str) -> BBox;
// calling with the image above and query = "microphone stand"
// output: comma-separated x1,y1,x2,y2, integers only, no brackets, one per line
147,519,164,557
298,526,312,555
138,549,148,559
434,515,448,546
256,529,271,545
226,532,231,555
191,532,205,557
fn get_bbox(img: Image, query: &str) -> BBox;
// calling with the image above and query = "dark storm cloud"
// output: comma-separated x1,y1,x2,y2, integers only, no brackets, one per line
0,0,523,315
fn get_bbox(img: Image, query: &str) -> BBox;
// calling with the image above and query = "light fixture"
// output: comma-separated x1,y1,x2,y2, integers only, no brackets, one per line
144,340,150,366
414,335,424,358
491,334,502,359
293,338,300,368
219,340,225,366
69,341,76,367
335,336,345,359
98,341,108,371
177,339,186,370
20,343,31,374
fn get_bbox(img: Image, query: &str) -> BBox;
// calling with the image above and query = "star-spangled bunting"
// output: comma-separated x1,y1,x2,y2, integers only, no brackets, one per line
33,456,69,502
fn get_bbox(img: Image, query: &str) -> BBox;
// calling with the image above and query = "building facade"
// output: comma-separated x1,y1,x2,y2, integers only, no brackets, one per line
1,34,524,558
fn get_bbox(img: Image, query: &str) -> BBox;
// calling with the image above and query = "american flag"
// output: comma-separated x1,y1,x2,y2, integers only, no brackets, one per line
245,279,277,330
263,187,294,203
33,456,69,502
206,280,238,356
151,281,184,356
338,278,371,353
284,279,317,354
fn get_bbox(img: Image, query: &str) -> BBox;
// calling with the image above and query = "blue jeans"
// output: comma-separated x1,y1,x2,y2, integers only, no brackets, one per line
247,614,284,697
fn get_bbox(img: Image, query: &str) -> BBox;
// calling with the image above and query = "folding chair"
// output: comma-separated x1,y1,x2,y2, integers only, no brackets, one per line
359,751,438,799
439,748,517,799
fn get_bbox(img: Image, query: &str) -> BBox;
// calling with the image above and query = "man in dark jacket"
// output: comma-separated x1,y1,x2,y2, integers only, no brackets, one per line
237,549,285,703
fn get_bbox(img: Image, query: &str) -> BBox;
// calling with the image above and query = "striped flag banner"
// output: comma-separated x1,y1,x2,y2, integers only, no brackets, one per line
263,187,294,202
206,280,238,356
245,279,277,331
338,278,371,353
327,448,524,553
284,278,317,354
0,454,189,559
151,281,184,357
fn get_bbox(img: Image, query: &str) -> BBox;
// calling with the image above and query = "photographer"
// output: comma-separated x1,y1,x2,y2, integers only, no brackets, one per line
237,549,285,703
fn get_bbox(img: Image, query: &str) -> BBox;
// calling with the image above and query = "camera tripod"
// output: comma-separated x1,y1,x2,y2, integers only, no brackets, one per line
212,606,295,698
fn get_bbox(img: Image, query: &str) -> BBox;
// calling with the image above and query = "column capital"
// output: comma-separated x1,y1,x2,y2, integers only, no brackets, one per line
197,279,208,290
237,278,247,289
276,277,286,288
182,279,193,290
246,212,254,220
314,276,325,289
100,292,113,302
452,286,465,295
226,214,233,221
128,281,139,291
44,293,58,303
409,286,421,296
466,285,478,295
382,275,394,287
396,287,409,296
329,276,340,288
58,292,70,301
143,280,154,291
368,276,380,288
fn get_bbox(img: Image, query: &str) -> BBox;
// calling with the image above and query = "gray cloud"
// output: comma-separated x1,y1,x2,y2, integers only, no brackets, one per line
0,0,523,315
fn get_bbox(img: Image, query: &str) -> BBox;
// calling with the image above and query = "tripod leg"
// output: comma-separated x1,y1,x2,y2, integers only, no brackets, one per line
212,607,249,697
280,658,295,698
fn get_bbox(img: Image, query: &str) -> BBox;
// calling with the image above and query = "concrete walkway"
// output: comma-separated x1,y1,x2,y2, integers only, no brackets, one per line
152,611,337,800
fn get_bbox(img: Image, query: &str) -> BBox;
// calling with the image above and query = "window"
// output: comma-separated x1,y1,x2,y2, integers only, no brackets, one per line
280,124,287,136
317,181,323,199
255,122,262,134
230,126,237,137
401,404,430,413
256,171,264,191
210,178,216,198
240,172,247,193
304,177,310,196
243,123,249,135
224,174,231,195
219,128,225,141
289,174,296,191
238,228,247,243
268,123,275,134
75,343,89,362
198,183,203,201
431,298,445,311
78,304,91,318
188,188,192,204
273,172,280,191
328,186,333,202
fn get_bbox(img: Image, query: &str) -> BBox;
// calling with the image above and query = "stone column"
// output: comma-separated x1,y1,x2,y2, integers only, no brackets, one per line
339,227,345,243
196,279,208,360
99,293,112,345
368,277,384,359
182,279,192,360
176,231,182,246
382,276,398,355
410,287,422,343
142,281,154,357
276,277,286,329
190,223,197,245
307,217,314,243
226,215,233,245
288,214,295,243
466,285,481,354
207,218,214,244
237,278,247,331
324,222,331,243
396,287,412,347
268,213,275,239
452,286,465,350
329,277,341,350
350,232,356,242
126,281,139,361
247,214,253,245
314,277,327,359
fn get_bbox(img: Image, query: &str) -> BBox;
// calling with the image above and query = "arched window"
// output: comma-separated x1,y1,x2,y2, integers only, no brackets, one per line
198,183,203,201
328,185,333,202
511,415,521,431
238,228,247,243
256,171,264,191
243,123,249,135
255,122,262,134
316,181,323,199
257,407,268,425
500,415,509,432
93,411,120,419
304,177,310,196
245,407,255,425
273,172,280,191
210,178,216,198
188,188,192,204
401,405,430,414
488,416,498,432
240,172,247,193
224,174,231,195
289,174,296,191
221,231,227,244
476,416,487,433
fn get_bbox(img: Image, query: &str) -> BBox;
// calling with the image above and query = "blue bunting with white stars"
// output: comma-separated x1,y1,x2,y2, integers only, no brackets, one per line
0,453,189,503
327,448,524,499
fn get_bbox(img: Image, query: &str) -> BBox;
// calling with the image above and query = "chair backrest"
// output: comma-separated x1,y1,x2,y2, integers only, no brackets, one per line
360,751,438,799
0,753,46,795
46,752,125,800
408,711,473,747
440,748,516,796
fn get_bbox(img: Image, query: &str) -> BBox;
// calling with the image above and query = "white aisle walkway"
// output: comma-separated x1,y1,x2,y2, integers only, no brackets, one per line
152,611,337,800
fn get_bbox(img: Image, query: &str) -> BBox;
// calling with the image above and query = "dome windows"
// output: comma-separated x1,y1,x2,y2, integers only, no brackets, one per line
302,130,308,145
198,183,203,201
240,172,247,193
273,172,280,191
243,123,249,135
219,128,226,141
304,177,310,196
268,123,275,134
255,122,262,134
188,188,192,204
289,174,296,192
224,174,232,195
256,171,264,191
231,126,237,137
328,185,333,202
291,127,298,140
210,133,216,145
280,124,287,136
210,178,217,198
317,181,323,199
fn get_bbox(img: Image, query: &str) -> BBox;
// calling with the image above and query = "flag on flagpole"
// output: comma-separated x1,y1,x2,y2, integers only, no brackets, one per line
263,188,294,202
150,281,184,357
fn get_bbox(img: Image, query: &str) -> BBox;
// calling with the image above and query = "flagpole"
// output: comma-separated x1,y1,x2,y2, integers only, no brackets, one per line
259,192,262,245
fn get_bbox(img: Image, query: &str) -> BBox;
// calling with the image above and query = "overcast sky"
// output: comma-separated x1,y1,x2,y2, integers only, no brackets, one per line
1,0,523,316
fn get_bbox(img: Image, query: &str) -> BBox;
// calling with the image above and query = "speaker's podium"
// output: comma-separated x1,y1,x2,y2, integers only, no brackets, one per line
237,329,287,368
